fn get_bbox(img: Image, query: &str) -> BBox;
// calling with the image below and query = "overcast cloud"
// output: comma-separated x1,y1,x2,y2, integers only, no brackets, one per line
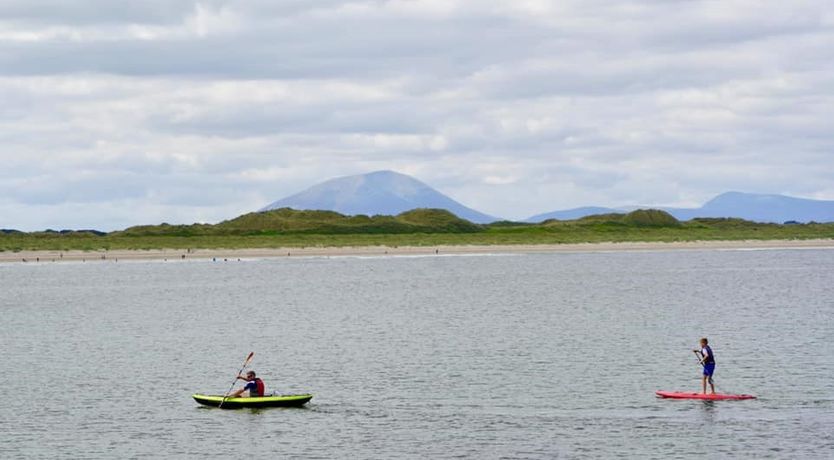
1,0,833,230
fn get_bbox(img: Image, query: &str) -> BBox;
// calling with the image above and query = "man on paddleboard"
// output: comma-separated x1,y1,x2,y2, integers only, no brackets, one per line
694,338,716,394
227,370,265,398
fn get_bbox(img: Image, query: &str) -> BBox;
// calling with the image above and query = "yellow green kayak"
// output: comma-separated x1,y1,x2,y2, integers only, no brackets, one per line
192,393,313,409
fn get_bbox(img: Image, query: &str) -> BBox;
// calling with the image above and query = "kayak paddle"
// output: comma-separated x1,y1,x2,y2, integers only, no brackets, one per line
219,351,254,409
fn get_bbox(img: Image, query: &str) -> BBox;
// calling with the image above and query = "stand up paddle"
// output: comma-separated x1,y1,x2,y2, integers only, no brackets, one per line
656,346,756,400
219,352,254,409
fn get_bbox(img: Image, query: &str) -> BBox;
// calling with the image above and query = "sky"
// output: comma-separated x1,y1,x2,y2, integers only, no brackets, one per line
2,0,833,230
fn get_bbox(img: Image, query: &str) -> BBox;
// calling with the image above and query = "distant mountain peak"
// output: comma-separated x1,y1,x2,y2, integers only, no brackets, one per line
365,169,402,177
260,171,500,223
528,192,834,223
705,191,784,205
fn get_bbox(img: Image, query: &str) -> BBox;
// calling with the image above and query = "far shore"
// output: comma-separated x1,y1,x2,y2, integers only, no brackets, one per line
2,239,833,263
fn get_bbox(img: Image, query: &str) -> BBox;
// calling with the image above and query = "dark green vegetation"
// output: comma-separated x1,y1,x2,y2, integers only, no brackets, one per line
2,208,832,251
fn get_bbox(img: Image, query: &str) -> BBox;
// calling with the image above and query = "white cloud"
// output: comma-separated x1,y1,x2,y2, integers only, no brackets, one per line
0,0,832,229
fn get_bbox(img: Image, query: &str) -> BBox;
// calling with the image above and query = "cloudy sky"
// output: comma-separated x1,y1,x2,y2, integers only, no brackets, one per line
2,0,833,230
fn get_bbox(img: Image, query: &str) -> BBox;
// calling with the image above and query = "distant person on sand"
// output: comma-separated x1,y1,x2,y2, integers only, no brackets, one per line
693,338,716,394
227,370,265,398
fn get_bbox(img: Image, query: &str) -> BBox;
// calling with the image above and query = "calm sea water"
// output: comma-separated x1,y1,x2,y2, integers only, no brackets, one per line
1,249,833,458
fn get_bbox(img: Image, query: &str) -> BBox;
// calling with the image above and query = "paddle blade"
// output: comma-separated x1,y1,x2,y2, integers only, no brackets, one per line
244,351,254,366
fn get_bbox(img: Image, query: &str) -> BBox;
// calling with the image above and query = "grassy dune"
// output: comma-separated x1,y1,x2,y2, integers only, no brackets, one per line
2,208,833,251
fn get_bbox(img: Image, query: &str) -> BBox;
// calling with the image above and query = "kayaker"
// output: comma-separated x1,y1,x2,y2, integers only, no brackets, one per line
227,370,265,398
693,337,716,394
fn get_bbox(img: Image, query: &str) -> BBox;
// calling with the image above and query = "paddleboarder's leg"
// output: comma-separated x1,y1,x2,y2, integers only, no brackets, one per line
703,363,716,394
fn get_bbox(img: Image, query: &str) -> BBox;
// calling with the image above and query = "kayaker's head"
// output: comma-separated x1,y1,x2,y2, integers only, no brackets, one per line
700,337,709,347
246,370,256,380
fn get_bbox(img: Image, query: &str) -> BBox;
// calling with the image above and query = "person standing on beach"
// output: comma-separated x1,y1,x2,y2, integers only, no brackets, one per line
693,337,716,394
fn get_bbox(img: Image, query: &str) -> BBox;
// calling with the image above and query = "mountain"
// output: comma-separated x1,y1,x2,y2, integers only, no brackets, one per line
260,170,500,223
663,192,834,223
527,192,834,223
527,206,619,222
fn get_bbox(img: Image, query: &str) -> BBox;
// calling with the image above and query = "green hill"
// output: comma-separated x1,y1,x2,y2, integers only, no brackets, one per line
113,208,482,237
621,209,680,227
1,208,832,251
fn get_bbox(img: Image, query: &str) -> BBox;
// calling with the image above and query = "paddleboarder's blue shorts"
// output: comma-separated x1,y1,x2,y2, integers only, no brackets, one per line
703,363,715,376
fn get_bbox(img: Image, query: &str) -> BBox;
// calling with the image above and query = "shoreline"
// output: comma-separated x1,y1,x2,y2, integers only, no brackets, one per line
2,239,833,263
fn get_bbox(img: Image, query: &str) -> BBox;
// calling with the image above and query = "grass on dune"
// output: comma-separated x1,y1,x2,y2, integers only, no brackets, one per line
2,208,833,252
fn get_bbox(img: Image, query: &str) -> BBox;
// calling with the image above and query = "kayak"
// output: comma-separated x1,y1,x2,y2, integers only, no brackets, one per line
656,390,756,400
193,393,313,408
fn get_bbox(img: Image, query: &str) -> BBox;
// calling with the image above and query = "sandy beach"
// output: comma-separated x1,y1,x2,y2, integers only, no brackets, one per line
2,239,833,263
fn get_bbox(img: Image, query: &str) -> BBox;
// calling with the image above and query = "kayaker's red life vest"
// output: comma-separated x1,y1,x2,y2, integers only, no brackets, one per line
253,378,264,396
244,378,265,397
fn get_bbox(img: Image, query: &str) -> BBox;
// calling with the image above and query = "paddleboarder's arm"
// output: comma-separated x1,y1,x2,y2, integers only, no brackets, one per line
693,349,705,364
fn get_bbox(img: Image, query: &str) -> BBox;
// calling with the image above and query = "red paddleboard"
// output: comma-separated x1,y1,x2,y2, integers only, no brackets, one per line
656,390,756,400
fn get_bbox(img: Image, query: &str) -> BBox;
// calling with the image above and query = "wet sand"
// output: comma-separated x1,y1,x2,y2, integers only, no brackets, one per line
2,239,833,263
